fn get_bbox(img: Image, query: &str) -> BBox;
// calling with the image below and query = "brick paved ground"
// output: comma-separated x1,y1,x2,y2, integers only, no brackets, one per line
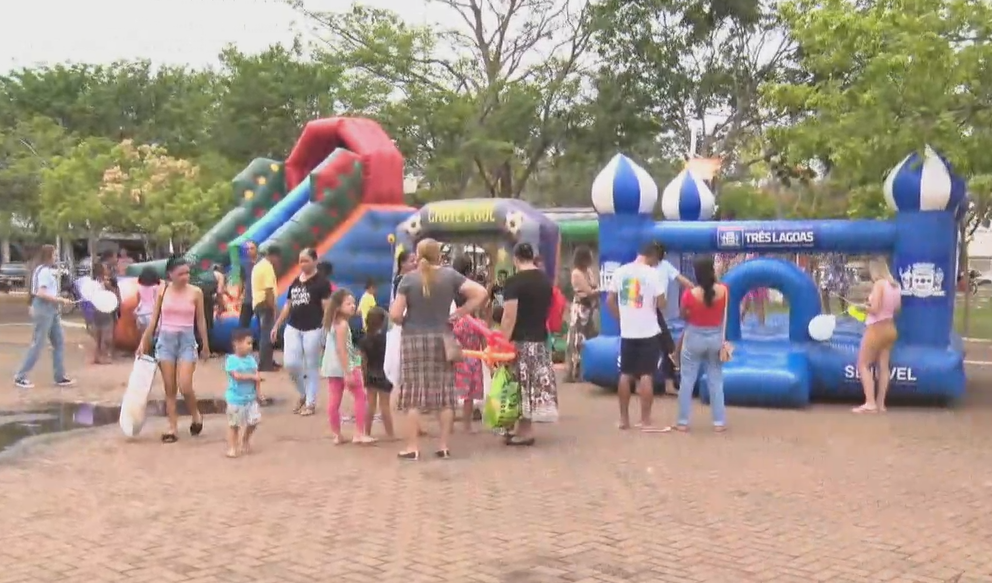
1,297,992,583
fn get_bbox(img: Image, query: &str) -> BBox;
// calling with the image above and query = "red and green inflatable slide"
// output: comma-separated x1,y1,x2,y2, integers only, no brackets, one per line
125,117,416,351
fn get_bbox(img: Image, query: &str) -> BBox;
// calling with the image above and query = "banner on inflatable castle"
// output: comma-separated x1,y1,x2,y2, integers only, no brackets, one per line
716,225,817,251
424,200,498,230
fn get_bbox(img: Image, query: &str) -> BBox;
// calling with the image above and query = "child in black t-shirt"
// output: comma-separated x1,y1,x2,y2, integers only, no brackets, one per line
359,307,394,440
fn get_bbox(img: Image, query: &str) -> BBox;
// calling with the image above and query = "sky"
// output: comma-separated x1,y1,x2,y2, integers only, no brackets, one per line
0,0,453,71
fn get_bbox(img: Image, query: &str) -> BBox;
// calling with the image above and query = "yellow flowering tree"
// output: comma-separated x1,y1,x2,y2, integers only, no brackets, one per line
40,139,229,250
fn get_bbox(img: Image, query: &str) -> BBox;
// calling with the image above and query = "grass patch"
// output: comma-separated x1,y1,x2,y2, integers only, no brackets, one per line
955,298,992,339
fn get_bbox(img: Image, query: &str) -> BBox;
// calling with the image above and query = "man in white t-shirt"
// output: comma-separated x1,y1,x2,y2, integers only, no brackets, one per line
607,242,668,432
655,244,694,395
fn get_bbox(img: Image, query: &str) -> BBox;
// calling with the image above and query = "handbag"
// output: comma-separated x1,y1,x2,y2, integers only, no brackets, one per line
145,283,168,358
442,330,464,363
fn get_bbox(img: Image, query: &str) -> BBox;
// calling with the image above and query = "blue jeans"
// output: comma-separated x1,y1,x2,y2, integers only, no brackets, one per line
283,325,324,406
17,303,66,382
678,325,726,427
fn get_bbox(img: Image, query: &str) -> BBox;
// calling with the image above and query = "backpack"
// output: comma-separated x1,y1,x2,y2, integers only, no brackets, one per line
546,286,567,333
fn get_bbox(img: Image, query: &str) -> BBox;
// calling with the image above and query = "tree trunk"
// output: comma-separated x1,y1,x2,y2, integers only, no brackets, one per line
959,222,970,336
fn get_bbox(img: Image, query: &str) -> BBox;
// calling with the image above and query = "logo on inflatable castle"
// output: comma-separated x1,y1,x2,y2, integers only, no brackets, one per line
898,262,945,298
844,365,917,382
716,226,816,251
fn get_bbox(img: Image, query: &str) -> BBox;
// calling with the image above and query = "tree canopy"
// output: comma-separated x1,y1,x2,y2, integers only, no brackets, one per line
1,0,989,242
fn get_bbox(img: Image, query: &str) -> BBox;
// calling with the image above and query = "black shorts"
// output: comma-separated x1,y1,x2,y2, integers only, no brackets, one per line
620,335,663,377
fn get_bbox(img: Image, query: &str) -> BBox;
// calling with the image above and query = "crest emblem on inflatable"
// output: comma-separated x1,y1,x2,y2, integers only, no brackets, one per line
898,263,945,298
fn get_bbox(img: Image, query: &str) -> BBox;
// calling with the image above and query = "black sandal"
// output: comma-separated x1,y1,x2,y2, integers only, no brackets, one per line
190,421,203,436
397,451,420,461
506,437,535,447
434,449,451,459
161,433,178,443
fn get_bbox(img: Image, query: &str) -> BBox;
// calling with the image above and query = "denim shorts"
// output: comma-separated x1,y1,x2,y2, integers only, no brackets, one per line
155,328,198,363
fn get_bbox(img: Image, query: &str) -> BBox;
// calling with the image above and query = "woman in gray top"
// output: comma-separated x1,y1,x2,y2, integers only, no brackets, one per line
389,238,488,460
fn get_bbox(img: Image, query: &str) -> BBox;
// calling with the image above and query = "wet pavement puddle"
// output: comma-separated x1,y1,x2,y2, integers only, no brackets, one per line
0,398,277,453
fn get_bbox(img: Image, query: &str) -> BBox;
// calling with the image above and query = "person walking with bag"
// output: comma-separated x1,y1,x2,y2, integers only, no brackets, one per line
136,256,211,443
14,244,76,389
671,255,731,432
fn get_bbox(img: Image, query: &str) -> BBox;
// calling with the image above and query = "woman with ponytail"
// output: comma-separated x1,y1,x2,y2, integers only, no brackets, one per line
671,255,731,432
388,238,488,460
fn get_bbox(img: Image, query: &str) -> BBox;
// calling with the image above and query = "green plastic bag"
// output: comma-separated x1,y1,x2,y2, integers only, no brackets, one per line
483,365,520,430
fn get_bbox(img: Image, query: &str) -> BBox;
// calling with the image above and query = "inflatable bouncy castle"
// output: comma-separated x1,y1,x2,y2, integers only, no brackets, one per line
119,117,416,352
581,148,968,406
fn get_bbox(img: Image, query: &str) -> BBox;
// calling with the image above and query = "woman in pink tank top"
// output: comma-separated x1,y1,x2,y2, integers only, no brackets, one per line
853,258,901,414
137,257,211,443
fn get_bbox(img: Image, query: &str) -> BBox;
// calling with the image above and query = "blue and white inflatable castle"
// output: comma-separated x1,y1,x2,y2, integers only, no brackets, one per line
582,146,968,406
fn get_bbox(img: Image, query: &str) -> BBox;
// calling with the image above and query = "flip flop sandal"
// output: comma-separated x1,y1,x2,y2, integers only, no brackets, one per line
506,437,535,446
161,433,178,443
852,405,878,414
397,451,420,461
190,421,203,436
641,426,672,433
435,449,452,459
292,399,306,414
299,406,315,417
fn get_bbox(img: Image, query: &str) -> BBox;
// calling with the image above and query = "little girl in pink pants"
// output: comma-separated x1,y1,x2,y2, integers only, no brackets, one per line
320,289,374,444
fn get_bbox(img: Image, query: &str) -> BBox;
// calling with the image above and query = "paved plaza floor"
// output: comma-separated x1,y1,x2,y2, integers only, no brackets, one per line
1,298,991,583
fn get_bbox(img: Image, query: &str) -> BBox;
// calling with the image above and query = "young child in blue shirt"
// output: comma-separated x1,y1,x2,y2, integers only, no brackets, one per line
225,328,262,458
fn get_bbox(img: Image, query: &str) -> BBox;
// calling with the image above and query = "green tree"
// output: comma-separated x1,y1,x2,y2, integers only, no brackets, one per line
0,116,76,236
761,0,992,198
37,137,120,241
209,41,357,162
587,0,793,161
293,0,593,198
0,62,218,157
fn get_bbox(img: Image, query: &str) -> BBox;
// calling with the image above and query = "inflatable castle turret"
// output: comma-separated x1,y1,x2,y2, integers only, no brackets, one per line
883,145,966,347
661,169,716,222
590,154,658,336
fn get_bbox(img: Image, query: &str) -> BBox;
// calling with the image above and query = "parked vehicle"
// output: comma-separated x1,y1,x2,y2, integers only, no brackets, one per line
0,261,26,292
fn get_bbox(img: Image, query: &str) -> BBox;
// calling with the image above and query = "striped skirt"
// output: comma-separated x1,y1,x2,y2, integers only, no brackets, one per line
397,332,457,413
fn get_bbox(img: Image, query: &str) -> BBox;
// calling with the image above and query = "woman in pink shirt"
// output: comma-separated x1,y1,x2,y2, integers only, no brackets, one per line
852,258,901,414
137,257,211,442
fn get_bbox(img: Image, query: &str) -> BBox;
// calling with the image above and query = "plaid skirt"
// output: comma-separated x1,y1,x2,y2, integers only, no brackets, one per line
397,332,457,412
515,341,559,423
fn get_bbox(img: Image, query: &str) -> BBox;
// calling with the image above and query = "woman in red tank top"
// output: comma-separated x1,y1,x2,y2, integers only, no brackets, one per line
671,255,731,432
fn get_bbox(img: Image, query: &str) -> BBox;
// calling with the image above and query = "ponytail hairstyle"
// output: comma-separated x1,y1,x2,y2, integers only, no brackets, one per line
322,287,354,331
693,255,718,306
416,238,442,297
